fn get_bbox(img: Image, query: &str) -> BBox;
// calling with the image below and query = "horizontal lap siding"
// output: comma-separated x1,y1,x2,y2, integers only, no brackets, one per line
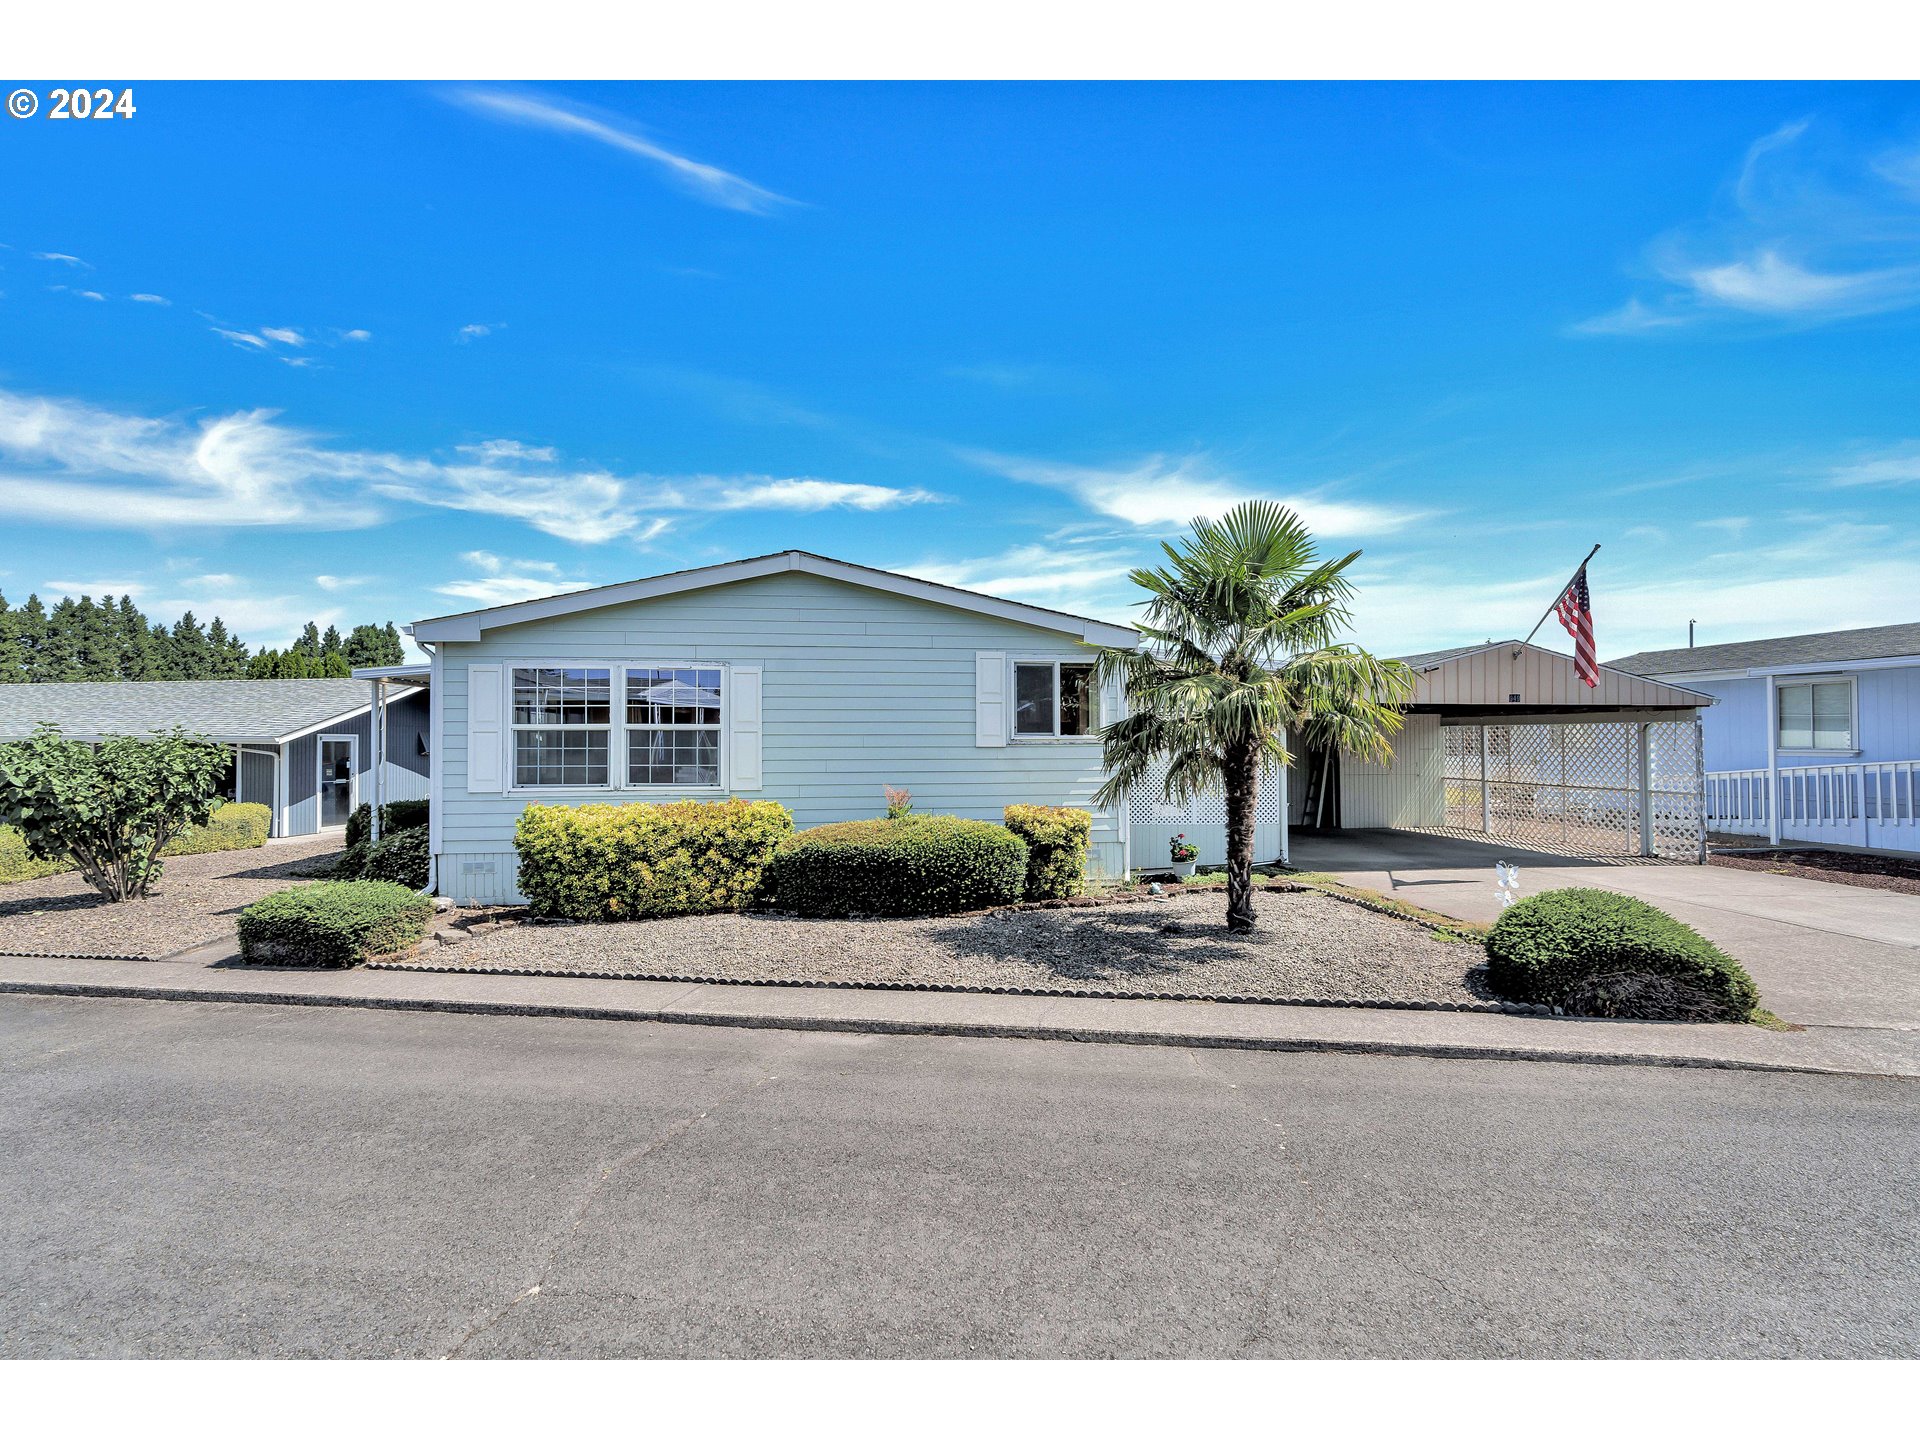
436,573,1120,880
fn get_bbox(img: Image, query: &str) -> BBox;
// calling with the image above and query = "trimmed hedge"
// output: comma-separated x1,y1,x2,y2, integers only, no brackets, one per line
160,801,273,856
1003,803,1092,901
363,825,430,889
766,815,1029,917
1485,887,1759,1021
344,799,430,850
237,880,434,967
514,799,794,921
0,824,72,884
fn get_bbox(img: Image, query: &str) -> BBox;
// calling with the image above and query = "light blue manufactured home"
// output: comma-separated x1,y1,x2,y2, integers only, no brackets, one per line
408,551,1172,904
1613,622,1920,853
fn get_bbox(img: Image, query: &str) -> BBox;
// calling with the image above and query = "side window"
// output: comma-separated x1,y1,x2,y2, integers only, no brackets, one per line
1012,660,1101,738
1777,680,1853,751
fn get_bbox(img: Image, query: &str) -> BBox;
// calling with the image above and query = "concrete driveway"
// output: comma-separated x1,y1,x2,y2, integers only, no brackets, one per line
1289,830,1920,1031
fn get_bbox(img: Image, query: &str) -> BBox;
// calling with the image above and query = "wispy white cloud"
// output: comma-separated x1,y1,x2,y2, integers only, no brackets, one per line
456,322,498,342
341,328,372,341
0,387,946,545
259,326,306,347
213,328,272,351
129,293,170,306
966,449,1424,537
448,89,794,216
702,478,942,512
314,574,373,592
1578,119,1920,335
34,252,89,268
75,290,106,302
434,551,593,606
1826,443,1920,489
909,542,1141,623
43,579,149,599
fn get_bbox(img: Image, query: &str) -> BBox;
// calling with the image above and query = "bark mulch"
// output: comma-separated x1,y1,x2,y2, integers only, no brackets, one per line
1709,847,1920,897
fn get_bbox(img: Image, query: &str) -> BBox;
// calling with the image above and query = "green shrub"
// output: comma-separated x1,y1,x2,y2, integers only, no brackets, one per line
0,824,73,884
514,799,795,922
766,815,1029,917
0,725,228,900
1485,887,1759,1022
329,839,370,880
237,881,434,967
159,802,272,856
344,798,430,850
363,825,430,889
1002,803,1092,900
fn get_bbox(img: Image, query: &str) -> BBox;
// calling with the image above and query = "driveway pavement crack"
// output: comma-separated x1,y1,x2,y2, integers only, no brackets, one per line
440,1067,781,1358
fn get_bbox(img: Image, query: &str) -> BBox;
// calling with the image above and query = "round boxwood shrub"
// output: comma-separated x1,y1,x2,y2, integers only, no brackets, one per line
1002,803,1092,901
1485,887,1759,1022
363,825,430,889
766,815,1029,917
237,880,434,968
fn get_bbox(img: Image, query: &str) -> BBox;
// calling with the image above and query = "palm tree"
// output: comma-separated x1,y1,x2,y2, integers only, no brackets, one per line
1093,502,1414,932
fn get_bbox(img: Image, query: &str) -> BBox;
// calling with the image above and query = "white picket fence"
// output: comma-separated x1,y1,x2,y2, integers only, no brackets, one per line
1705,760,1920,851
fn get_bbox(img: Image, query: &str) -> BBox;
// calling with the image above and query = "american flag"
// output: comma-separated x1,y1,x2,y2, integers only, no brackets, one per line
1554,566,1599,688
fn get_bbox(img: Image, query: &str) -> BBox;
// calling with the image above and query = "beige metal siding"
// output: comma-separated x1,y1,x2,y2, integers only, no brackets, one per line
1340,713,1443,828
1408,645,1707,711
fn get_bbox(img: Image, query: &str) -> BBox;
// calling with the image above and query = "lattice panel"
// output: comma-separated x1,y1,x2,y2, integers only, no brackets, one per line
1427,719,1701,860
1126,758,1284,824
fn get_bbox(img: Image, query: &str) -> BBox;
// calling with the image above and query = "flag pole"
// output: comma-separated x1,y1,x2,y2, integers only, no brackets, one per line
1522,544,1601,646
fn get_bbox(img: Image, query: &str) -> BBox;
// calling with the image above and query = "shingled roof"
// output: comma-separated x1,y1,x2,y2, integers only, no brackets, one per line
1610,622,1920,677
0,679,375,744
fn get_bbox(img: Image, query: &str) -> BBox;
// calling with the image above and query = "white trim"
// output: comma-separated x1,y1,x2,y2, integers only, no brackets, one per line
428,642,444,855
1623,654,1920,683
410,549,1142,648
273,688,419,745
1008,655,1104,742
315,733,359,830
274,740,288,839
502,661,731,795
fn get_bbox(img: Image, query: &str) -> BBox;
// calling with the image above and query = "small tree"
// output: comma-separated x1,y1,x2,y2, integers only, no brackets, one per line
1093,502,1413,932
0,725,229,901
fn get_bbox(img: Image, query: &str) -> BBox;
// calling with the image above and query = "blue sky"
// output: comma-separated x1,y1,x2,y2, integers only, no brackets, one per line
3,81,1918,660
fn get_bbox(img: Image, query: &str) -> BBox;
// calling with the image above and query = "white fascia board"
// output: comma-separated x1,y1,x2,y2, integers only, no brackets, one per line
408,549,1142,648
350,664,432,682
1744,655,1920,678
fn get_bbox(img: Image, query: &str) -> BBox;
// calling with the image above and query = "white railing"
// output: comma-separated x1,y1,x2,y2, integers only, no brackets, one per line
1706,760,1920,850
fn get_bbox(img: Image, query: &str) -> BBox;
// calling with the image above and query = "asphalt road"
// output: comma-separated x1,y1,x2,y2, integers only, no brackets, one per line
2,994,1915,1358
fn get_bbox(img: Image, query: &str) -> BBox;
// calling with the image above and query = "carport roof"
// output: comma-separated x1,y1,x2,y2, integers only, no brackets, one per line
1392,639,1712,717
0,679,379,745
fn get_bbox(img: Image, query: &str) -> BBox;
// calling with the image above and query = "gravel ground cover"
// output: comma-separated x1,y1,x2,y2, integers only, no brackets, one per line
393,887,1494,1006
0,836,344,959
1710,847,1920,897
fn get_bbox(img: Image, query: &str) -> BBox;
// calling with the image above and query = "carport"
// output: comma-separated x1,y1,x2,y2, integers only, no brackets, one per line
1291,640,1716,862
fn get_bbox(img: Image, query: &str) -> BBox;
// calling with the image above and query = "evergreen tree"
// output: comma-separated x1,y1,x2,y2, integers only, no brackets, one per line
75,596,120,680
148,622,174,679
41,599,82,681
170,612,211,679
292,622,323,658
15,596,50,683
344,622,406,669
320,624,344,658
116,596,154,680
0,593,23,683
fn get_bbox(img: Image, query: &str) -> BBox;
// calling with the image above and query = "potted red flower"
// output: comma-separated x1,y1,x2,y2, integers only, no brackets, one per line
1166,833,1198,878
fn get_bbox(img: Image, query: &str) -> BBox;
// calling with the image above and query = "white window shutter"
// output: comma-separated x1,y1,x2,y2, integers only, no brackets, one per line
467,663,505,793
729,666,763,790
975,651,1008,747
1099,666,1124,729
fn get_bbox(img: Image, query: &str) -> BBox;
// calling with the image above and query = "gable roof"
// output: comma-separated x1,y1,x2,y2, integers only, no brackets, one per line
1610,621,1920,677
1390,639,1712,712
0,679,379,745
409,549,1142,647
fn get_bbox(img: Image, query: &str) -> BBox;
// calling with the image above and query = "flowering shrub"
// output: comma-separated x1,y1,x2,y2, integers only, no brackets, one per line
1169,833,1198,863
883,784,914,820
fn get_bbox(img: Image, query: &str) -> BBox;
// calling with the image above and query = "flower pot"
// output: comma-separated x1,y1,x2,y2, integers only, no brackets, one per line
1165,859,1197,878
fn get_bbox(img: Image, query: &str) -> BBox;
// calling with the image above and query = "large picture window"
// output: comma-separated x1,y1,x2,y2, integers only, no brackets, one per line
626,668,723,786
1777,680,1854,752
1012,660,1099,738
511,668,611,787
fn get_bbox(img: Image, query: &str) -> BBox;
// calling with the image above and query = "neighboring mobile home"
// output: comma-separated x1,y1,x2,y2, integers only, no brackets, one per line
0,678,430,838
1612,622,1920,853
406,551,1142,903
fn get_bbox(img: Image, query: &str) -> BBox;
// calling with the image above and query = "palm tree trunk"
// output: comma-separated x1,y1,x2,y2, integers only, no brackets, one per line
1224,743,1259,932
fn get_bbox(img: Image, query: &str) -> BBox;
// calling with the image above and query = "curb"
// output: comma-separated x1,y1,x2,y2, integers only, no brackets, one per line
0,977,1880,1078
371,956,1548,1016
